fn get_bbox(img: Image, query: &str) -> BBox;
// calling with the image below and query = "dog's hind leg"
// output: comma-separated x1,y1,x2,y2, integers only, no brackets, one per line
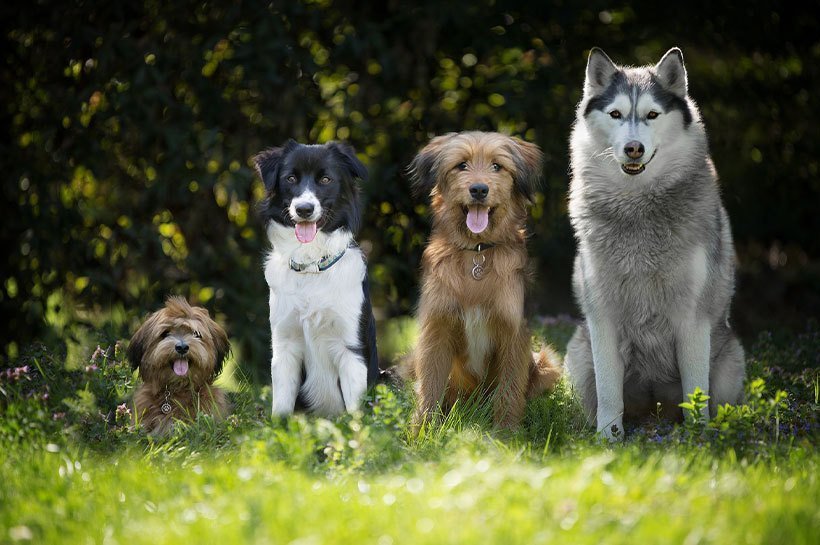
527,345,563,399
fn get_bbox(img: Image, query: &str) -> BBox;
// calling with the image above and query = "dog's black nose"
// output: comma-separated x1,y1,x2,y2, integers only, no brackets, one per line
624,141,645,160
295,203,314,219
175,341,188,355
469,183,489,201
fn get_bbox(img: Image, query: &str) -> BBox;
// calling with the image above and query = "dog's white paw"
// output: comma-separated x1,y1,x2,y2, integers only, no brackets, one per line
596,420,624,442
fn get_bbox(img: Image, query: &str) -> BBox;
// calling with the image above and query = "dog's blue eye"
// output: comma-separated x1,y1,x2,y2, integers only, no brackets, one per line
647,111,659,120
491,163,501,172
319,176,332,185
286,175,297,184
457,162,468,171
609,110,622,119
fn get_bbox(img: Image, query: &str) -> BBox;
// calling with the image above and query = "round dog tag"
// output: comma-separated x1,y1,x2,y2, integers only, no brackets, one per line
161,401,172,414
471,253,486,280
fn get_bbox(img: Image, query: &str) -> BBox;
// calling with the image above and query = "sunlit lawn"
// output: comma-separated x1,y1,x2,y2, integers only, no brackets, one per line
1,320,817,544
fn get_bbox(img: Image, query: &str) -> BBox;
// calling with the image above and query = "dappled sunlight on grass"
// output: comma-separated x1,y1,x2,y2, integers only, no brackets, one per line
1,324,817,543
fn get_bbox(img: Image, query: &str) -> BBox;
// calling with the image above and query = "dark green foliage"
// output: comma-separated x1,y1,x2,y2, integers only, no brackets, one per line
3,1,818,378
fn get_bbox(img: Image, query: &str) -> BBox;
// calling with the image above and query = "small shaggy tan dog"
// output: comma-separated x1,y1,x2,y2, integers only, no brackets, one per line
127,296,230,435
407,131,562,430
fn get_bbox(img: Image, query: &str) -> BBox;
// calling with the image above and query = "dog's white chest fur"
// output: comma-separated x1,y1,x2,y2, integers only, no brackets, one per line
265,223,368,416
463,307,492,379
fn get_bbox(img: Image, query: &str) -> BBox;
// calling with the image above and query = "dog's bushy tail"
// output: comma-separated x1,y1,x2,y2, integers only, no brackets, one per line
527,345,563,399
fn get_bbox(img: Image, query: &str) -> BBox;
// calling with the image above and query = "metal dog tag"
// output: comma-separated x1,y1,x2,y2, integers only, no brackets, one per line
471,253,486,280
161,401,172,414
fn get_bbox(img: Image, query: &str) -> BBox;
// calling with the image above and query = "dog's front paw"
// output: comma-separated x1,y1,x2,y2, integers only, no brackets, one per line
596,420,624,443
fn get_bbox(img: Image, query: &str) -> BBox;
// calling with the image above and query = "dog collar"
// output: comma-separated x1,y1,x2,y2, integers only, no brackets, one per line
289,247,347,273
466,242,495,252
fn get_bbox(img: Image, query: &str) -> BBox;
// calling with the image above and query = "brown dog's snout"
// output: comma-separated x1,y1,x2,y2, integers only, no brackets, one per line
175,340,189,355
469,183,489,201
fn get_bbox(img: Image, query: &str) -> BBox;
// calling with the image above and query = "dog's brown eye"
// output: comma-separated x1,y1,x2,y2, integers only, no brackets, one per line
457,162,468,171
161,330,169,339
319,176,332,185
491,163,501,172
609,110,622,119
647,111,659,120
286,175,297,184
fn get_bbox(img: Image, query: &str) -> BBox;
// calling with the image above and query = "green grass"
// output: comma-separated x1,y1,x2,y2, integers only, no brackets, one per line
1,321,818,544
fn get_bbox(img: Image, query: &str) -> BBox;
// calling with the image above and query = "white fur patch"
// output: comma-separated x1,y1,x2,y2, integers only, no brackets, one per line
289,189,322,223
689,246,708,301
463,307,492,379
266,223,368,416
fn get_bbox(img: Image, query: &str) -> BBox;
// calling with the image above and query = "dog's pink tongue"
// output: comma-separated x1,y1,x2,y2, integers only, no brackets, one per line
466,205,490,234
295,222,317,243
173,359,189,376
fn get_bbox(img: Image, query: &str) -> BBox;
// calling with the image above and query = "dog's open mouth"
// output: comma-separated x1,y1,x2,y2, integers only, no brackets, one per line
621,163,646,175
172,359,189,377
462,205,494,234
295,222,317,243
294,217,326,244
621,149,657,176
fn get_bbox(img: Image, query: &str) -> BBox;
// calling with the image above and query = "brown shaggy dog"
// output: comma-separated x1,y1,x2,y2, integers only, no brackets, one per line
407,131,562,430
127,296,230,436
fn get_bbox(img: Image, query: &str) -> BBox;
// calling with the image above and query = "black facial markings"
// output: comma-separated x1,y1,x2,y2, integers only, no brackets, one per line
650,75,693,127
586,69,693,128
259,143,364,234
584,71,628,117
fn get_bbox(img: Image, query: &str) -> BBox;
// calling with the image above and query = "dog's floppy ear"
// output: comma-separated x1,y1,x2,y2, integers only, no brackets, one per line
328,142,368,181
326,142,366,234
253,139,298,193
407,133,456,199
655,47,688,98
584,47,618,97
507,136,544,202
209,315,230,380
196,306,230,380
127,310,160,372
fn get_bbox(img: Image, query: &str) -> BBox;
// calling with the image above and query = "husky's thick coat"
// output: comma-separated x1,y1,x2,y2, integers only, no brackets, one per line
255,141,379,417
565,48,745,440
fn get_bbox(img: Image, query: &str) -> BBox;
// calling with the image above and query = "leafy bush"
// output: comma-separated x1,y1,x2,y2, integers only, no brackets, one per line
3,1,819,378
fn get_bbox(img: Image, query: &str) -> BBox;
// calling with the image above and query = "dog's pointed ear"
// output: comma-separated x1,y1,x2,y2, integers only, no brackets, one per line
584,47,618,96
508,137,544,202
408,133,456,199
655,47,688,98
253,139,297,193
328,142,368,181
127,311,159,372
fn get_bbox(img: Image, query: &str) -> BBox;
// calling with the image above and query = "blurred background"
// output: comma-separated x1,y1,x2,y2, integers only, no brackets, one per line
3,0,818,380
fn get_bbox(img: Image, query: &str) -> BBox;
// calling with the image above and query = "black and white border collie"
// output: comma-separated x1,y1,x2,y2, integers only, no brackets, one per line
254,140,380,416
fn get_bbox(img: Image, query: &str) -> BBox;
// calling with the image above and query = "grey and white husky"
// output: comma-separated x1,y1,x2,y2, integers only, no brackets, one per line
564,47,745,440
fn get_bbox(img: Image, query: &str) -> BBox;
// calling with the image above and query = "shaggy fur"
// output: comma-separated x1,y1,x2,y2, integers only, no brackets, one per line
406,131,562,430
128,296,230,436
